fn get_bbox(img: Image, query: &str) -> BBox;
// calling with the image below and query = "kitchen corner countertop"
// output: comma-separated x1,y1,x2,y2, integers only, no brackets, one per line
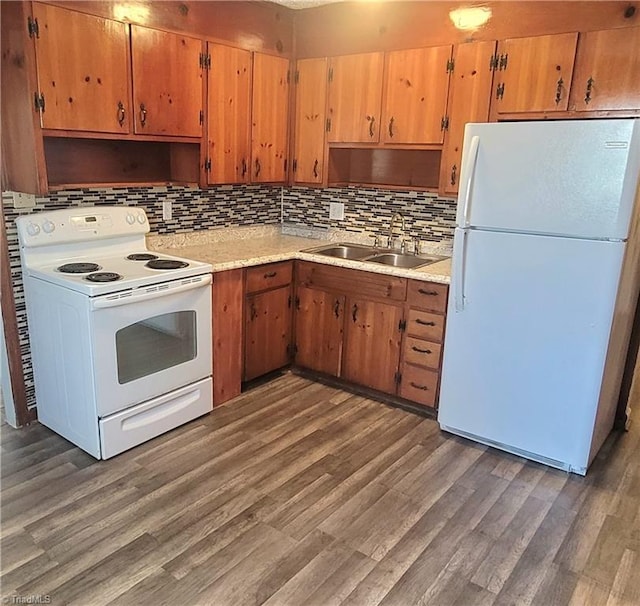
148,226,451,284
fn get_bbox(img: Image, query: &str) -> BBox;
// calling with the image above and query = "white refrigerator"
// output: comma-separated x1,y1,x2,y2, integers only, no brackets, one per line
438,119,640,475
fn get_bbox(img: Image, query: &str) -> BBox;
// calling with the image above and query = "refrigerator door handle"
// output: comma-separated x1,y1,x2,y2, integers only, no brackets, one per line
460,135,480,227
453,229,468,312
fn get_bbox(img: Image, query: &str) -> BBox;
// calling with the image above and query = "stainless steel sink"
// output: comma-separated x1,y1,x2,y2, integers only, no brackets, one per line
365,253,446,269
303,243,376,260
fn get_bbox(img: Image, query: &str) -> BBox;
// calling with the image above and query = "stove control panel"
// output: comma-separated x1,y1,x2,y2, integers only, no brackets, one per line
17,206,149,248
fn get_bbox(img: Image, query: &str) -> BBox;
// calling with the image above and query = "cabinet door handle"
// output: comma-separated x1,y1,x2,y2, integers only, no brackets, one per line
555,77,564,105
412,345,432,354
415,319,436,327
255,158,261,178
418,288,438,296
450,164,457,186
313,159,319,178
117,101,126,126
352,303,358,323
241,158,247,177
369,115,375,138
139,103,147,127
410,382,429,391
334,299,340,318
250,303,258,321
584,77,594,105
388,116,394,138
264,272,277,278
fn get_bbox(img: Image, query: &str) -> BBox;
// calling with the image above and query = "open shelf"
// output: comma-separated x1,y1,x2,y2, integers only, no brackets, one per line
328,147,442,190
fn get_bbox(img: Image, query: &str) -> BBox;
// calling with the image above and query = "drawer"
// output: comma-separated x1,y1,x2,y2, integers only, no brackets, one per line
407,280,448,313
404,336,441,370
246,261,292,294
399,365,439,408
406,308,445,342
296,261,407,302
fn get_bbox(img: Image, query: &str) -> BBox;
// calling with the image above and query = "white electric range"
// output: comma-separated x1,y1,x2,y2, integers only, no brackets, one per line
17,206,213,459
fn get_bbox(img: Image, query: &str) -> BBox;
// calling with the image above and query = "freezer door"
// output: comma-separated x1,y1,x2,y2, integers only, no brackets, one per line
457,119,640,240
438,228,625,470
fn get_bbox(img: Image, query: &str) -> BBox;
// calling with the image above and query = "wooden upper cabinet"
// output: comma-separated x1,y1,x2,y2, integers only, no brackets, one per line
207,44,251,184
293,58,327,184
31,3,130,133
327,52,384,143
381,46,452,145
251,53,290,183
570,27,640,112
131,26,203,137
492,32,578,114
440,41,496,195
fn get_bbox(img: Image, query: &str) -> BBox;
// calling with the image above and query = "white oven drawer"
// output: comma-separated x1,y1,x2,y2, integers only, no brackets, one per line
99,377,212,459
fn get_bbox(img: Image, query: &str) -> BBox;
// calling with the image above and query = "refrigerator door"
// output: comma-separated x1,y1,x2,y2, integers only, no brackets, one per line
457,119,640,240
438,227,625,472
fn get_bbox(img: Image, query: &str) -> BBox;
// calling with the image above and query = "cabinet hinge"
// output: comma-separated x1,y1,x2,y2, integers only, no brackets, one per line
394,371,402,385
292,159,298,173
499,53,508,71
294,70,299,84
440,116,449,131
284,158,288,173
496,82,505,100
398,318,407,331
287,70,290,84
295,296,300,310
326,118,332,132
328,67,334,83
288,294,292,308
33,92,45,113
446,58,455,73
199,110,204,125
204,158,212,172
199,52,204,69
27,16,39,38
199,53,211,70
489,53,499,72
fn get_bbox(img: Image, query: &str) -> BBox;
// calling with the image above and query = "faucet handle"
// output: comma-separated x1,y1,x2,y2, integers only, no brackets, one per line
369,233,382,249
412,238,422,255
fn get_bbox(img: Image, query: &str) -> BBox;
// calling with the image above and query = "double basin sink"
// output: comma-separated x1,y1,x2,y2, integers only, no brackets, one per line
302,243,446,270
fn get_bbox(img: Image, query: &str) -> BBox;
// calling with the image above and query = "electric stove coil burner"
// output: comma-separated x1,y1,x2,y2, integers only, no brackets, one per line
85,272,122,283
58,262,101,274
127,253,159,261
145,259,189,270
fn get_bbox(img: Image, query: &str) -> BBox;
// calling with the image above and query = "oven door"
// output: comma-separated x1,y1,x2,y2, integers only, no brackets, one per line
89,274,212,417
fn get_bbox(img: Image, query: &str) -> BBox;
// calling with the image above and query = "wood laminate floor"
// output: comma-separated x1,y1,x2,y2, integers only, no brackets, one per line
1,374,639,606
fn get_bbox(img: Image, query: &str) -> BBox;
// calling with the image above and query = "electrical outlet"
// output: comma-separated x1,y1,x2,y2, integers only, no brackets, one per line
162,200,172,221
10,191,36,209
329,202,345,220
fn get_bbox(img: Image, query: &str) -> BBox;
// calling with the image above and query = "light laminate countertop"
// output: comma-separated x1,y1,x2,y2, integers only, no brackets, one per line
148,226,451,285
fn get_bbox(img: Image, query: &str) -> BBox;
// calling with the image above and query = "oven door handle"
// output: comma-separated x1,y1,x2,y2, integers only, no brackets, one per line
91,274,212,310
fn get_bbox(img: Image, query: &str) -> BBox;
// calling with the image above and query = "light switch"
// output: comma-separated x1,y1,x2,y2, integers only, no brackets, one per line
11,191,36,209
162,201,172,221
329,202,345,220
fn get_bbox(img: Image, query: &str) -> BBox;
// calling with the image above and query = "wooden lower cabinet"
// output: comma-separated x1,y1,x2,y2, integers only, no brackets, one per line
294,287,345,376
342,298,403,395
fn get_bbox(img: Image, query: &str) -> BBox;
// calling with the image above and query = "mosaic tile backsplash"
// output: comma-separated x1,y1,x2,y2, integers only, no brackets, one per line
3,183,456,417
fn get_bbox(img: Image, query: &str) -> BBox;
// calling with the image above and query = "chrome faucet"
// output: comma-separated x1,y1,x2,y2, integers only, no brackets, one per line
388,212,405,249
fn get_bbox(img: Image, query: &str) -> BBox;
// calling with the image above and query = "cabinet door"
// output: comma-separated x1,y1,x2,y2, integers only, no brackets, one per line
440,41,496,195
343,298,403,395
294,287,344,376
32,3,130,133
294,58,327,184
244,286,291,381
493,33,578,113
131,26,203,137
251,53,289,183
382,46,452,144
327,53,384,143
207,44,251,184
570,27,640,112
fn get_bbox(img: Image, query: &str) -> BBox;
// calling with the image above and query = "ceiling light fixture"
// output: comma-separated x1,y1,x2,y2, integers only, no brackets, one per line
449,6,492,31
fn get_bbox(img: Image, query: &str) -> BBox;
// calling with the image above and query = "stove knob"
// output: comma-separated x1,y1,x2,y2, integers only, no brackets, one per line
126,214,136,225
26,222,40,236
42,220,55,233
137,213,146,225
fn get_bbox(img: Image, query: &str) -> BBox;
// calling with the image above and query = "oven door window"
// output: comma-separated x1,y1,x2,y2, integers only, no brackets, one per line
115,311,197,384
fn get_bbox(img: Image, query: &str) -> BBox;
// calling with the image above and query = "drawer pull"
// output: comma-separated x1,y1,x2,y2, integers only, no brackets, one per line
264,272,277,278
410,382,429,391
412,346,432,354
352,303,358,323
334,299,340,318
415,319,436,326
418,288,438,296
